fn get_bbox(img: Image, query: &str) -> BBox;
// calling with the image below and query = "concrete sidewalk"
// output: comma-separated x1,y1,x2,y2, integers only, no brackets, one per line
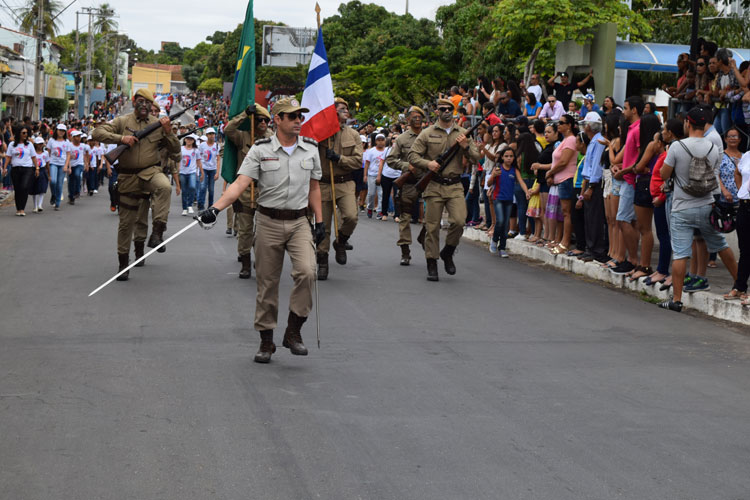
462,226,750,326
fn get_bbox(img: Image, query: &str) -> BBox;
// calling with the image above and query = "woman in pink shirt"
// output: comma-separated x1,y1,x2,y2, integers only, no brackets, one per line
545,114,578,254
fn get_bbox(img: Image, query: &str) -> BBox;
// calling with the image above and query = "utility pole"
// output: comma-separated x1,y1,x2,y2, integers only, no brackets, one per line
32,0,44,120
84,9,93,116
405,0,408,15
74,12,80,117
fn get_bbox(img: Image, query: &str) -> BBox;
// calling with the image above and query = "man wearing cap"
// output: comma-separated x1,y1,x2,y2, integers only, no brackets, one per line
92,88,180,281
315,97,363,280
578,111,608,263
224,103,273,279
194,97,324,363
547,69,593,109
197,127,221,210
408,99,481,281
386,105,425,265
579,93,600,120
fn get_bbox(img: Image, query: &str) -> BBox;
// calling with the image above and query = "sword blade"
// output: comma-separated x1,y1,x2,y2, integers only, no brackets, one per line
89,220,200,297
315,273,320,349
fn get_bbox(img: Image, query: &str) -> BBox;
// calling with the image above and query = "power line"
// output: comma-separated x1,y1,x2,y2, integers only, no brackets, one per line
0,0,22,24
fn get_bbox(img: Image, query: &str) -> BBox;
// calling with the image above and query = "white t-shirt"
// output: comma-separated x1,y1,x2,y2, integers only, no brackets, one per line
8,142,37,167
68,142,87,166
380,147,401,179
90,145,104,168
105,143,118,166
46,138,70,166
527,84,543,103
180,146,200,174
364,147,388,176
736,151,750,200
36,150,49,169
664,137,720,212
199,142,220,170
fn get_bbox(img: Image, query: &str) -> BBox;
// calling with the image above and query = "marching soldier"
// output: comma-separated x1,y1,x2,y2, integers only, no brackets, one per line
195,98,325,364
224,103,273,279
316,97,363,280
408,98,480,281
386,105,425,265
92,89,180,281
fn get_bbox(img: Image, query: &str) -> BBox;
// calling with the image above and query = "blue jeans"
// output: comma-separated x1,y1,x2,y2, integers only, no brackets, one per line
670,205,729,259
713,107,732,136
49,164,66,206
515,178,535,235
86,167,98,192
198,170,216,208
465,175,480,223
653,204,672,275
492,199,513,250
68,165,83,200
179,173,197,209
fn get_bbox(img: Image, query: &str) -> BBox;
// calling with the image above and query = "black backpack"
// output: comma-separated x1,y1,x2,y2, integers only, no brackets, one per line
675,140,718,197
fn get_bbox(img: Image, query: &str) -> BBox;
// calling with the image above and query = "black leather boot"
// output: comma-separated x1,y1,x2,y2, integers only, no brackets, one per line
148,220,167,253
426,258,439,281
254,330,276,363
332,233,349,265
317,252,329,281
239,253,252,279
282,311,308,356
134,240,145,267
417,226,426,250
400,244,411,266
345,241,353,250
116,253,129,281
439,245,457,275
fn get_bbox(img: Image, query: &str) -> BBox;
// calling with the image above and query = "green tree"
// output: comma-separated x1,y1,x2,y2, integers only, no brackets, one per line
94,3,117,34
44,97,67,118
18,0,63,38
256,64,308,94
198,77,223,94
158,42,184,65
182,64,205,91
206,30,227,45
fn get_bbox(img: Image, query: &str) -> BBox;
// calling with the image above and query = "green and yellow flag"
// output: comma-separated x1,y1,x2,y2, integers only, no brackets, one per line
221,0,255,183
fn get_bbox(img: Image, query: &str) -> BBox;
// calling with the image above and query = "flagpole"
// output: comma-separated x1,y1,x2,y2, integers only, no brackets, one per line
316,2,340,243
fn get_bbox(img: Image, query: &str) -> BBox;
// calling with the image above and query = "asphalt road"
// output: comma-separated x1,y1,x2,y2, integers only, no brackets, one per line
1,180,750,500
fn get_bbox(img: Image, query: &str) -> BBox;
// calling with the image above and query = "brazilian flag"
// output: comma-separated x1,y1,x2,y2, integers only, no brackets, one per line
221,0,255,183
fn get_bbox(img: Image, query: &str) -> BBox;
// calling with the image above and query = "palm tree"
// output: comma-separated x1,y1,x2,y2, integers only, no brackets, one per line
93,3,117,34
18,0,64,39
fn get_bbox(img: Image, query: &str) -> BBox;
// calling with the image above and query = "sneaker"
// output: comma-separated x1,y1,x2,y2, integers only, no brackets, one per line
32,207,39,213
499,250,509,258
611,261,635,274
658,298,683,312
110,205,116,212
226,228,232,235
394,216,400,223
507,230,517,238
513,234,525,240
54,206,60,211
684,276,710,293
37,207,43,213
188,206,194,214
683,273,696,287
376,212,382,220
93,189,98,194
182,209,188,216
489,240,498,254
367,209,373,219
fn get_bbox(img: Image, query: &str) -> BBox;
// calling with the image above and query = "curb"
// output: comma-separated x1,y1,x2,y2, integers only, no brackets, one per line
462,226,750,326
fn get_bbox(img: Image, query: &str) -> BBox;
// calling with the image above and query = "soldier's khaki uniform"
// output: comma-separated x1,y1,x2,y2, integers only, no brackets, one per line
224,109,273,263
386,127,421,247
408,124,480,261
92,111,180,265
316,125,363,252
133,148,180,248
237,134,322,331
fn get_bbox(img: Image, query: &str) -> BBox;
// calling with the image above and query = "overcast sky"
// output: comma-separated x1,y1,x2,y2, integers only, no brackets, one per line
29,0,454,51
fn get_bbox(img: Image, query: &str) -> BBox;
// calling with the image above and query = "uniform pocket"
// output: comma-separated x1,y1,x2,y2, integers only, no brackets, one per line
260,160,280,172
299,159,313,170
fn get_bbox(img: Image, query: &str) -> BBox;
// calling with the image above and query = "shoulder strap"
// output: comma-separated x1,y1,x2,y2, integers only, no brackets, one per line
677,140,692,158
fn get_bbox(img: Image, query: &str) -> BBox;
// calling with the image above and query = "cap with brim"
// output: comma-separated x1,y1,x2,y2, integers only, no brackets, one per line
334,97,348,106
134,88,155,104
200,135,208,141
375,133,386,140
360,134,367,142
205,127,216,134
407,106,426,117
437,98,454,108
273,98,309,115
584,93,595,101
33,137,44,144
686,107,707,127
70,130,82,137
56,124,67,131
254,104,271,120
186,134,199,141
582,111,602,124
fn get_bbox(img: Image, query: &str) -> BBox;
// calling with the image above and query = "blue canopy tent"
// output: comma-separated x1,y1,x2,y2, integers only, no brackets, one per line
615,42,750,72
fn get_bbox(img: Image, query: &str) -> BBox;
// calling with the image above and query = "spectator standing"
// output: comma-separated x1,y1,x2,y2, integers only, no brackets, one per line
488,147,529,257
725,151,750,304
579,112,608,262
2,125,39,216
547,70,593,109
514,131,540,238
658,107,738,312
526,74,543,103
546,114,579,254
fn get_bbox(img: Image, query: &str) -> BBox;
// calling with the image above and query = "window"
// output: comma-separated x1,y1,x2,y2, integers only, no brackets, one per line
155,84,163,93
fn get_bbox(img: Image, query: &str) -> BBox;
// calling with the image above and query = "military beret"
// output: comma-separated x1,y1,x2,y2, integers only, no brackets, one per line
436,98,454,108
407,106,426,117
334,97,348,106
254,103,271,120
133,88,155,104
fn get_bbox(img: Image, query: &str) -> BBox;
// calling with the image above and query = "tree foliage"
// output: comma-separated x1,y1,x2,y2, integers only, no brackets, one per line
44,97,67,118
257,64,308,95
198,77,223,94
18,0,64,38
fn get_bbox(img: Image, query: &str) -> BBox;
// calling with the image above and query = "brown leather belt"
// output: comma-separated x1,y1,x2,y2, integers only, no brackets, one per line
258,205,308,220
117,164,159,175
320,173,353,184
431,175,461,186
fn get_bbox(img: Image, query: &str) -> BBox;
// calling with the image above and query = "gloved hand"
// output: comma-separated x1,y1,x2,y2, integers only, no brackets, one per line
195,206,220,229
245,105,256,117
313,221,326,245
325,148,340,162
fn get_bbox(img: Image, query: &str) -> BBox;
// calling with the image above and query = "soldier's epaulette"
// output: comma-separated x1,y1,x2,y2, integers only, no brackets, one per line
302,137,318,146
254,138,272,145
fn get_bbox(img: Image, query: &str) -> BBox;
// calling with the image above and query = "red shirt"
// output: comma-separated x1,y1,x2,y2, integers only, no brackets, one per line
650,151,667,204
486,113,502,127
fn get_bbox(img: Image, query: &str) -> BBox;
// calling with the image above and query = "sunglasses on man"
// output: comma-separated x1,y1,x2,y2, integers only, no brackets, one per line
437,106,453,113
282,112,305,122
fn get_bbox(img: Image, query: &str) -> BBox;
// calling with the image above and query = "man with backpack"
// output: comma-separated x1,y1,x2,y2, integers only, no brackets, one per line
658,107,738,312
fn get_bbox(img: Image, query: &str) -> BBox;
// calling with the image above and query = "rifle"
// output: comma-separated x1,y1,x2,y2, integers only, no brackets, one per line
177,125,207,140
356,115,379,132
104,108,188,165
395,112,492,191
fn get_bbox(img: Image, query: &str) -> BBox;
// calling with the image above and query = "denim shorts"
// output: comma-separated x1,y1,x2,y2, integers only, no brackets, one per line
611,177,623,197
556,177,574,200
670,204,728,259
616,181,636,222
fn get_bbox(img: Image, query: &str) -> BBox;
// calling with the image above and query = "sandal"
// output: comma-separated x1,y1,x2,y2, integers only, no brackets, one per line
567,250,585,257
723,289,748,301
707,261,717,268
742,298,750,307
629,266,653,282
550,244,568,255
601,259,619,269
